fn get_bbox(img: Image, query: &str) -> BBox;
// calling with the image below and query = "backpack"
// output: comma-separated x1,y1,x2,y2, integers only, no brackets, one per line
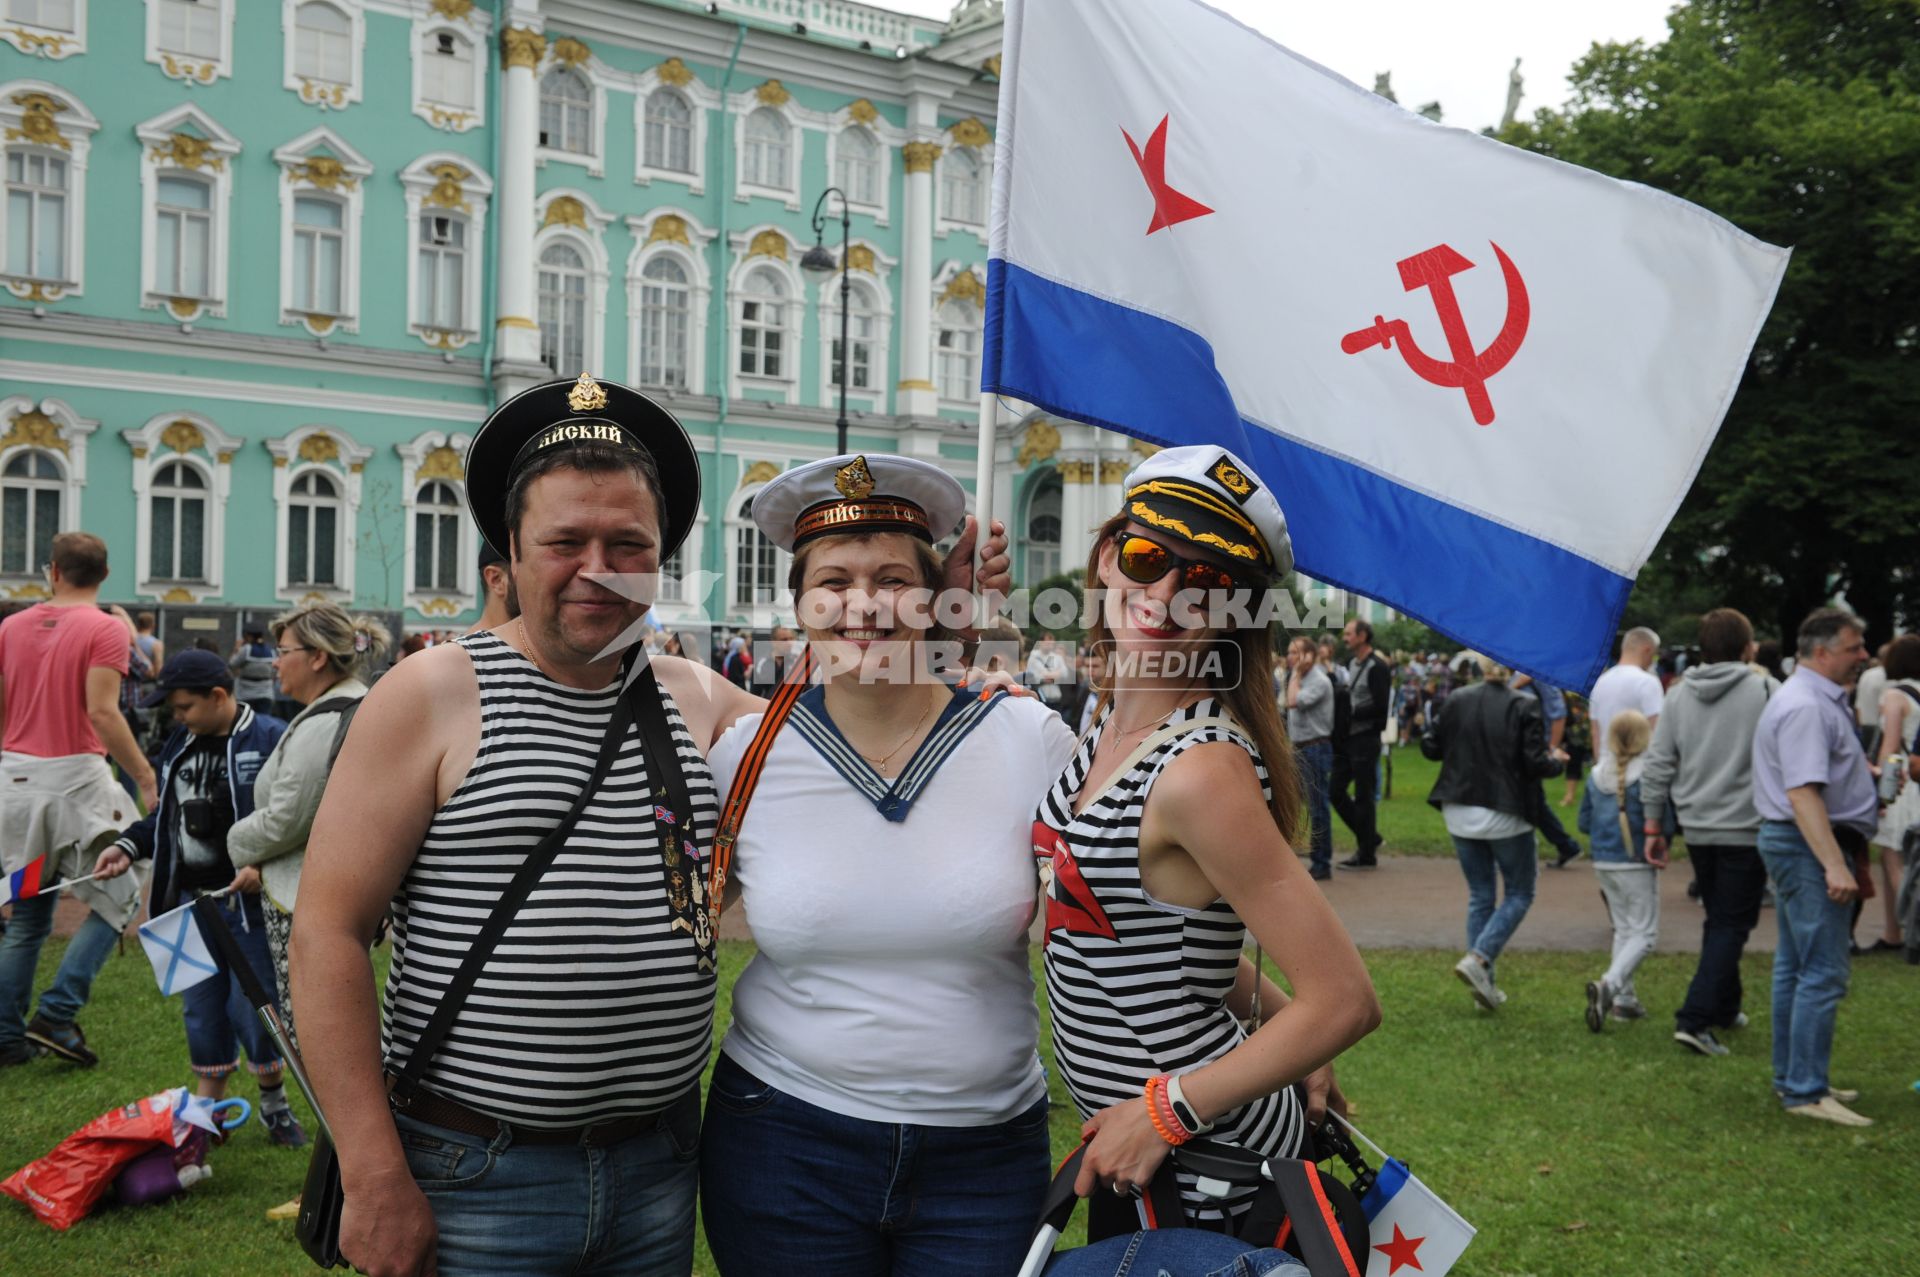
302,695,364,771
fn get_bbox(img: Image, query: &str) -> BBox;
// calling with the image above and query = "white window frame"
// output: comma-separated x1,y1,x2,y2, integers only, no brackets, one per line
396,428,475,619
399,151,492,349
0,81,98,301
936,145,990,234
624,208,714,396
120,410,238,603
726,481,789,627
813,242,894,416
273,125,370,336
2,0,86,59
824,101,900,227
1023,468,1063,587
651,513,705,616
536,54,606,178
633,60,715,195
410,14,485,133
265,424,370,607
0,395,95,594
729,87,809,211
931,265,985,407
282,0,365,110
726,230,801,404
145,0,233,86
533,188,611,380
135,103,241,322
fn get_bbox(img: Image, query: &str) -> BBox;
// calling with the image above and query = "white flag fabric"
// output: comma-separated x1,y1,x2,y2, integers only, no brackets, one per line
137,902,218,998
983,0,1789,689
1359,1156,1475,1277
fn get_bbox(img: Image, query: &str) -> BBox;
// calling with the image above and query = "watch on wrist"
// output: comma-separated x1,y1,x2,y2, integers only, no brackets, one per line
1165,1073,1214,1137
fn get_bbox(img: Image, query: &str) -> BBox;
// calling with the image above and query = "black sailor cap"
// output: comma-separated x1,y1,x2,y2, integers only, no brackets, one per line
464,374,701,562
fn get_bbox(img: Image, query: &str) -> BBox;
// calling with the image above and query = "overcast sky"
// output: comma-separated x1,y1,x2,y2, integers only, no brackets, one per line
901,1,1679,133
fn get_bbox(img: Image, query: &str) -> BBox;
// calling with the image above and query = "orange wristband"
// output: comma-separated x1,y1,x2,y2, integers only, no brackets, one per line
1143,1076,1189,1146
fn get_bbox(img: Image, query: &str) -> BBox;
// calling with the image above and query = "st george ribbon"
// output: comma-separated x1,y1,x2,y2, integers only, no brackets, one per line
982,0,1789,690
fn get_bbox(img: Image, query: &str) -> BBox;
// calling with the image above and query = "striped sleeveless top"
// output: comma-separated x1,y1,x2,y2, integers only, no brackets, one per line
381,632,719,1127
1036,698,1306,1221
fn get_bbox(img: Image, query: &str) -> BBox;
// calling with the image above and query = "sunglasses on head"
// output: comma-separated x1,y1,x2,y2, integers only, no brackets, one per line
1113,534,1256,594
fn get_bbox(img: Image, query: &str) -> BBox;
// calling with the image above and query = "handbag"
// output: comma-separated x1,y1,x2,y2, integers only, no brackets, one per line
292,661,685,1268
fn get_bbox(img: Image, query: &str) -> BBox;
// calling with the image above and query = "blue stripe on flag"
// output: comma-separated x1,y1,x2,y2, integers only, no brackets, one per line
983,258,1631,692
1360,1155,1411,1222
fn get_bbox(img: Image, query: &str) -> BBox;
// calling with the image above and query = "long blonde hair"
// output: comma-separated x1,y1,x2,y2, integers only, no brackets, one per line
1607,709,1652,847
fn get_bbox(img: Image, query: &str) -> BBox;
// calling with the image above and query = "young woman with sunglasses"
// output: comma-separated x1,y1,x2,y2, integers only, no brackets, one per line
1033,445,1380,1232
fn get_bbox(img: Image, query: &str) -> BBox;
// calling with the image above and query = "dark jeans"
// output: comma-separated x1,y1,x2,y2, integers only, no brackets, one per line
1673,843,1766,1035
700,1053,1050,1276
182,893,281,1077
1533,782,1581,859
1329,733,1380,855
1296,740,1334,871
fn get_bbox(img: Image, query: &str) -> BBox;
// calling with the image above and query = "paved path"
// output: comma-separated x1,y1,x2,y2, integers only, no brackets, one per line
47,854,1894,955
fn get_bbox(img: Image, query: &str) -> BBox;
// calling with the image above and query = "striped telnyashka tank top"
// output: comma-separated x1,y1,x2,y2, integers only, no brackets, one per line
1036,698,1305,1221
381,632,719,1127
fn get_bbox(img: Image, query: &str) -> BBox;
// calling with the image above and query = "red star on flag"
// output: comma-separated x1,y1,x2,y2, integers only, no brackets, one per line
1121,114,1214,234
1375,1222,1426,1274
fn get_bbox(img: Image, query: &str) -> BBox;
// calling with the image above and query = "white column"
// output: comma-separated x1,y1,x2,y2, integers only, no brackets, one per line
1057,454,1098,565
897,118,941,417
495,24,545,374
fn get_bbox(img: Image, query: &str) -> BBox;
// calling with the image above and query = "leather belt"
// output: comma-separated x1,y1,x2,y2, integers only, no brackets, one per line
388,1079,681,1149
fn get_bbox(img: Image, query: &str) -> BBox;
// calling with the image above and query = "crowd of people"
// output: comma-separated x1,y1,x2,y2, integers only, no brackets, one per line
0,373,1908,1274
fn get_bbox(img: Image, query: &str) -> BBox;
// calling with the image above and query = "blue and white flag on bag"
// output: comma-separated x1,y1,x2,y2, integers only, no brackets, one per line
1359,1154,1475,1276
983,0,1789,690
138,901,218,997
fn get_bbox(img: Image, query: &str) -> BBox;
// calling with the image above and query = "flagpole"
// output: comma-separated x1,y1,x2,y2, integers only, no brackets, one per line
973,392,998,631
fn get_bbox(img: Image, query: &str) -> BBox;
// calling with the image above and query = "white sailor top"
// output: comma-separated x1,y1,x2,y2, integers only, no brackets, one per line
1035,698,1307,1221
711,686,1077,1126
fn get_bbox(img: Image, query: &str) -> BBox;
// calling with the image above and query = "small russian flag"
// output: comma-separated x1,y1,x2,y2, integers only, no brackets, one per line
0,853,54,907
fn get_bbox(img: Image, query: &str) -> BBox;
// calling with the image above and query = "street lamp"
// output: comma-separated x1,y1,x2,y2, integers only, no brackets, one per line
801,186,852,456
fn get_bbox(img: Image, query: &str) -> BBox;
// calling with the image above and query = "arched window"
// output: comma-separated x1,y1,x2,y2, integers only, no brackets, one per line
639,255,691,390
539,67,592,154
835,127,879,206
155,174,212,298
743,108,790,190
1025,471,1062,585
941,147,984,224
936,298,980,401
643,88,692,173
292,194,345,315
416,211,466,330
287,469,341,587
293,2,351,85
148,460,207,582
421,29,474,109
738,266,787,379
0,450,61,576
731,487,779,609
538,241,588,376
832,280,880,392
413,479,461,593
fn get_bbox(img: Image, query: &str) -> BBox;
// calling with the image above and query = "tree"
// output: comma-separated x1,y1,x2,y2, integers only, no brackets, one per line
1500,0,1920,644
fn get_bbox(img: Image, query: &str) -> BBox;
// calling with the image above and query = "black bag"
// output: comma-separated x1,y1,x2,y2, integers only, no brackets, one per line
291,662,689,1268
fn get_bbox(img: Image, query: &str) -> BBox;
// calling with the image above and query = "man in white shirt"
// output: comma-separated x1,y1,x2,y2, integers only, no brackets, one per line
1590,627,1665,769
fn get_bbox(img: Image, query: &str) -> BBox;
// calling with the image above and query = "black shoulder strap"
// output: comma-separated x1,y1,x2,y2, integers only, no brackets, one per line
389,665,647,1105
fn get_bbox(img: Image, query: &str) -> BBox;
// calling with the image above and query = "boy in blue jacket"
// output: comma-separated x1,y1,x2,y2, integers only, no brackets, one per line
94,650,306,1146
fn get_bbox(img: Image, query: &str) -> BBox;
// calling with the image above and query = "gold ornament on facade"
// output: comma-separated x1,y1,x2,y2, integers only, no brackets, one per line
982,55,1002,78
168,298,200,319
419,597,460,618
423,329,469,350
542,196,587,230
947,117,991,148
272,456,289,468
1056,460,1095,484
5,583,51,600
747,230,788,261
297,434,341,464
348,462,365,474
901,141,941,174
160,54,218,84
656,57,694,87
430,0,475,21
217,451,237,464
646,214,691,247
426,106,473,132
896,378,935,392
939,270,986,307
7,28,73,58
306,314,336,334
1129,438,1161,459
291,155,355,191
7,92,69,149
842,244,876,275
418,445,465,483
567,373,608,413
738,460,779,490
131,446,150,459
161,421,205,454
153,132,223,172
847,98,879,125
1016,419,1060,468
1100,458,1130,485
0,409,66,455
551,37,591,68
423,163,471,211
10,280,65,303
754,79,791,107
161,587,195,604
501,27,546,70
298,79,349,108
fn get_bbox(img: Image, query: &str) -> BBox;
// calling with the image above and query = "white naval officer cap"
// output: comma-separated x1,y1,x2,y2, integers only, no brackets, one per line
1120,445,1294,580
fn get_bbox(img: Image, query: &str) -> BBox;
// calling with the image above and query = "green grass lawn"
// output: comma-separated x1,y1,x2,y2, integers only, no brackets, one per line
3,936,1914,1275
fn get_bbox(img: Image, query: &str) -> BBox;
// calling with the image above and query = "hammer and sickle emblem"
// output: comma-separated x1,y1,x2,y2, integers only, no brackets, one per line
1340,242,1530,426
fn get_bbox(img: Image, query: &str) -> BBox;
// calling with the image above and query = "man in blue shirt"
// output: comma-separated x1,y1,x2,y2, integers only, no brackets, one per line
1749,608,1876,1127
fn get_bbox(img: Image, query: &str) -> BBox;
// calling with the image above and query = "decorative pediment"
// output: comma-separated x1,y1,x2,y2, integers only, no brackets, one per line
135,103,242,167
940,268,986,306
273,126,373,191
747,230,790,261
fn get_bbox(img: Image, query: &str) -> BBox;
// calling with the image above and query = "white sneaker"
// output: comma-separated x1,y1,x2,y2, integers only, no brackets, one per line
1454,955,1499,1010
1786,1096,1872,1127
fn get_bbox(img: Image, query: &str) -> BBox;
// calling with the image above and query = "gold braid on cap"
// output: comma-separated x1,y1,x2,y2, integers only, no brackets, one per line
1125,479,1269,564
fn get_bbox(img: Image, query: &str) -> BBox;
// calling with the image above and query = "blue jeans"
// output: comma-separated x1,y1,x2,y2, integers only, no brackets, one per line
0,889,122,1046
1045,1231,1308,1277
700,1052,1051,1276
1756,821,1853,1107
181,893,281,1077
1297,740,1334,871
394,1088,700,1276
1453,831,1538,971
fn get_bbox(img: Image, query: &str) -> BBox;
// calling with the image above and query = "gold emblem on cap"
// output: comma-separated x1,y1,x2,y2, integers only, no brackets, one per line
1210,458,1254,499
834,455,876,500
567,372,608,413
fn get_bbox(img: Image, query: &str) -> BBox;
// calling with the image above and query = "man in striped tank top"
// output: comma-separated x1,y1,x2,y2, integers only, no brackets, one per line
293,377,1014,1277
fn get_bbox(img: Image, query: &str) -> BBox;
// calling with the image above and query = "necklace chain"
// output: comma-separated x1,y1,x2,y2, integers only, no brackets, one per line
854,690,939,772
516,619,550,679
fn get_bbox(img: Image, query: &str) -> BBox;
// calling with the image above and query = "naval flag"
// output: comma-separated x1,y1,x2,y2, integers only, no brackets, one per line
137,902,219,998
983,0,1788,690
